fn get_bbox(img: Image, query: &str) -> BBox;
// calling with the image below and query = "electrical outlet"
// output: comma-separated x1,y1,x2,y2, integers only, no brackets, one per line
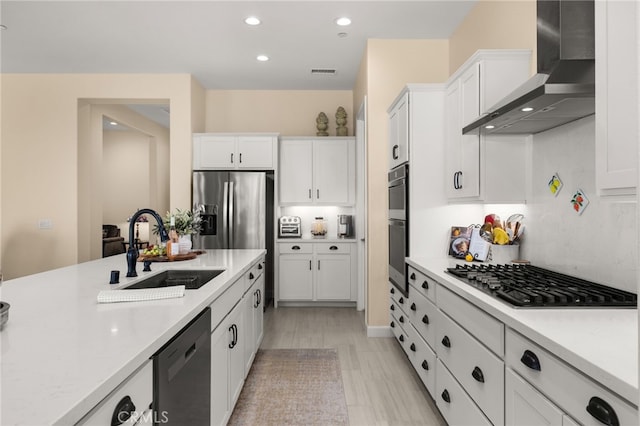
38,219,53,229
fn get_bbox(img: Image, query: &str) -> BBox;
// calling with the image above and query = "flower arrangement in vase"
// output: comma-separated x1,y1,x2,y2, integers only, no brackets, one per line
153,208,202,253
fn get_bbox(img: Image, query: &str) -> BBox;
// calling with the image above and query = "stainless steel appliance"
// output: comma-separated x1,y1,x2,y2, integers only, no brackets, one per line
153,308,211,425
193,171,274,305
388,164,408,296
278,216,301,238
337,214,354,238
446,264,637,308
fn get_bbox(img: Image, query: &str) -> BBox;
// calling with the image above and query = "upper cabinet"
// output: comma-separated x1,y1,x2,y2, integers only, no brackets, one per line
595,0,638,195
388,92,409,170
445,50,531,202
279,137,355,206
193,133,278,170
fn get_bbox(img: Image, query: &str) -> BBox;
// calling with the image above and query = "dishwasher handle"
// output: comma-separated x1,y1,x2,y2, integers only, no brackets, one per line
166,327,210,382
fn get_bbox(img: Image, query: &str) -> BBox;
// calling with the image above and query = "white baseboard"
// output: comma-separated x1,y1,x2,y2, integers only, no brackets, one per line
367,325,393,338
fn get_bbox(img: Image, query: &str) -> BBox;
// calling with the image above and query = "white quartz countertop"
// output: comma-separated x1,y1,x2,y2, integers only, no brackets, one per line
0,249,265,426
407,257,638,405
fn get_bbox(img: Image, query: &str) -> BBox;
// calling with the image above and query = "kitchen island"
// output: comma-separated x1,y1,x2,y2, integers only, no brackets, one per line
0,249,265,426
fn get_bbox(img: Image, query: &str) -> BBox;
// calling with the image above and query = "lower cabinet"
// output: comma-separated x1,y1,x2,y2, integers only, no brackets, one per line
243,273,265,374
278,242,354,302
436,359,492,426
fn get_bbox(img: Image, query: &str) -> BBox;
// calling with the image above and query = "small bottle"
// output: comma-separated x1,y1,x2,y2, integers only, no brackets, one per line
166,216,180,260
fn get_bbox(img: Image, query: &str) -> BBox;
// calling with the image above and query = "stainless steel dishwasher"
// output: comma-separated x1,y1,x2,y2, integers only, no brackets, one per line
153,307,211,425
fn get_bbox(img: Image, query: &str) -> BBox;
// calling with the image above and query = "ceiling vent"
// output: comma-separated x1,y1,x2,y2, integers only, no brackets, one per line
311,68,337,76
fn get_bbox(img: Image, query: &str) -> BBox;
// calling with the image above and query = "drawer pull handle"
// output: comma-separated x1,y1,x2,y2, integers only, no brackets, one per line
111,395,136,426
399,316,405,323
421,360,429,371
422,314,429,325
399,334,404,342
441,389,451,403
292,245,301,250
390,288,395,294
410,272,416,280
520,349,541,371
390,321,395,328
410,343,416,352
441,335,451,348
586,396,619,426
472,366,485,383
390,304,395,311
398,297,404,304
410,303,416,311
258,263,263,270
249,272,255,280
422,280,429,290
329,245,338,250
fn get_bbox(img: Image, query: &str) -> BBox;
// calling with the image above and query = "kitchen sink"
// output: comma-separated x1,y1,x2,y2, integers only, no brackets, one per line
124,269,225,290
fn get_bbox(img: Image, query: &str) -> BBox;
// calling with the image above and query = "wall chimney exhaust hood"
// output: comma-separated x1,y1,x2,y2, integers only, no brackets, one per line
463,0,594,135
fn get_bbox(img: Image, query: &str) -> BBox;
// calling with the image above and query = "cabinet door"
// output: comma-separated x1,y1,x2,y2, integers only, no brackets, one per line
278,255,313,300
227,304,245,408
506,369,564,426
460,63,480,127
254,274,265,347
388,93,409,169
210,323,230,426
279,140,313,203
237,136,274,169
315,254,351,300
313,139,350,204
242,284,256,376
194,135,236,169
595,0,638,194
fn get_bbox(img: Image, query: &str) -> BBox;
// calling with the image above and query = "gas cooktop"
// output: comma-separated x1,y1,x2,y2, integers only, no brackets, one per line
446,264,637,308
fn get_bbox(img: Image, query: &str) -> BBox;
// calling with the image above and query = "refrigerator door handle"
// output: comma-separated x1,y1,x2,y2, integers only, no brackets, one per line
222,181,230,248
228,181,235,248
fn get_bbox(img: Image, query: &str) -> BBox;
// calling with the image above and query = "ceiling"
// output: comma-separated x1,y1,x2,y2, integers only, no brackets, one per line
1,1,477,91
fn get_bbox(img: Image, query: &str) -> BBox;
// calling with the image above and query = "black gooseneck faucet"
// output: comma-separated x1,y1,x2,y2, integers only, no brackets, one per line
126,208,169,278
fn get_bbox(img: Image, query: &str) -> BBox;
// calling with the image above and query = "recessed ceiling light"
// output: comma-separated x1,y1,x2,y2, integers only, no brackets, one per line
257,55,269,62
521,107,534,112
485,125,495,129
336,17,351,26
245,16,261,26
337,32,348,38
110,121,118,126
0,24,7,30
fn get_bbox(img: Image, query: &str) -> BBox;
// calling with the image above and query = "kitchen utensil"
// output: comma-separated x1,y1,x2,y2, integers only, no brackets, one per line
0,301,9,331
512,224,525,243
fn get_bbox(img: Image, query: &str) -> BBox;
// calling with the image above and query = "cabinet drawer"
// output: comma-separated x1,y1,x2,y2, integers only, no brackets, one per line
438,284,504,356
390,308,409,351
77,361,152,426
243,259,263,293
506,329,638,426
210,279,243,331
389,283,409,313
404,323,436,397
437,309,505,425
436,359,492,426
407,265,436,302
278,242,313,254
407,288,437,349
314,243,351,254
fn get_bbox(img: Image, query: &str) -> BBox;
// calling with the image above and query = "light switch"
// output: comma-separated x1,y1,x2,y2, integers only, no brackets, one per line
38,219,53,229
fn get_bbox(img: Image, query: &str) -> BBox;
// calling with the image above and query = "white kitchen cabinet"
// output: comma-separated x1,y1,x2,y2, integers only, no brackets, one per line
243,265,265,374
595,0,638,195
445,50,531,202
193,133,278,170
506,368,566,426
278,242,354,302
388,91,409,169
279,137,355,205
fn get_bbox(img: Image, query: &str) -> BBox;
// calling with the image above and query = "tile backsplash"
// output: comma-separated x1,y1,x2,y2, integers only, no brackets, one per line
520,116,637,293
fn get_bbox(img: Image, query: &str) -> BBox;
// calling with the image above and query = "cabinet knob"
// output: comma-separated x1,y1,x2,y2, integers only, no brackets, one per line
111,395,136,426
441,389,451,403
390,321,395,328
520,349,541,371
421,360,429,371
441,335,451,348
390,288,395,294
410,273,416,280
422,280,429,290
390,304,395,311
410,303,417,311
399,334,404,342
409,343,416,352
586,396,619,426
471,366,485,383
258,263,263,270
249,272,255,280
398,297,404,304
422,314,429,325
399,315,405,323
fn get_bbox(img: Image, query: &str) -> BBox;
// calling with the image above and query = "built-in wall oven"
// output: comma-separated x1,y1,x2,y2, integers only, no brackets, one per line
388,163,409,297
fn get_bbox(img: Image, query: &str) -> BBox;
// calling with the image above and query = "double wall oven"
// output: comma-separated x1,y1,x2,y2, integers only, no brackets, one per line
388,163,409,296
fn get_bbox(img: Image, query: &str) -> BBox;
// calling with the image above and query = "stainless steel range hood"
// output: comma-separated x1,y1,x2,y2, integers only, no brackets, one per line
463,0,594,135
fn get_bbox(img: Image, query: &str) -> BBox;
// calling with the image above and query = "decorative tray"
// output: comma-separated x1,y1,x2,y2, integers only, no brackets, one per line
137,250,205,262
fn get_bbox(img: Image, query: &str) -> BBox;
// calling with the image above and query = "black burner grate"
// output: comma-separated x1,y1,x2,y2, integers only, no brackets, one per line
446,264,637,308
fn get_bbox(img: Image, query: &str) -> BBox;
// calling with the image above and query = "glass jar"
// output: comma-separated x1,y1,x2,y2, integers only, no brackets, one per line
311,217,327,238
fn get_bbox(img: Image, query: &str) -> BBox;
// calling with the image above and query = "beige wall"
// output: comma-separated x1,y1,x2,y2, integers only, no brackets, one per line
205,90,353,137
450,0,536,76
363,39,450,327
1,74,199,279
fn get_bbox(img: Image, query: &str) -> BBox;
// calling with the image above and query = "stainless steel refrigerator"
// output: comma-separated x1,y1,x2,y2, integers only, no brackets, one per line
192,171,274,306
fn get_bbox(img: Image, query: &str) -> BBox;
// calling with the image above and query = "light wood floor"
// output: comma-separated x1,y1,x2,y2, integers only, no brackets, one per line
261,306,447,426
